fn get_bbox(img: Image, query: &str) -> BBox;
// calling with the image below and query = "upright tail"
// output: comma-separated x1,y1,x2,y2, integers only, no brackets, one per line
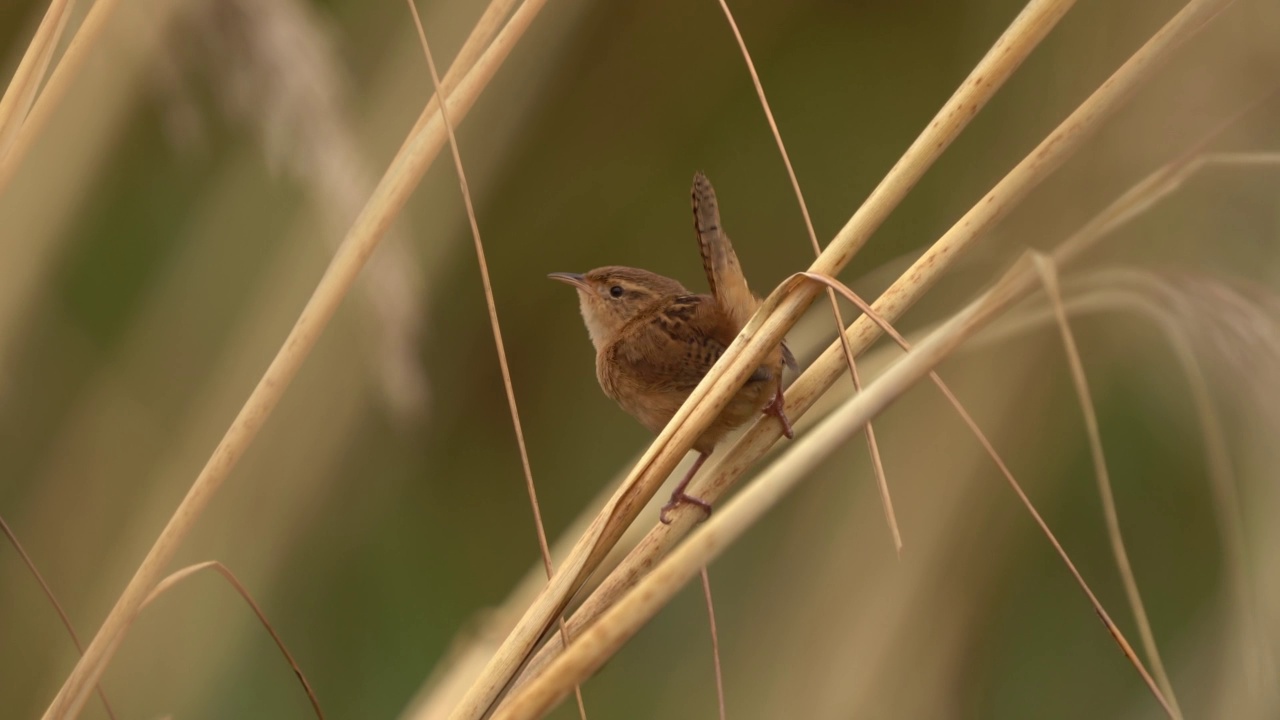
692,172,757,329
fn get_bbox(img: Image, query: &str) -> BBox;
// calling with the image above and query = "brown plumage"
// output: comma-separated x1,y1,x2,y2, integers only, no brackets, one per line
549,172,794,522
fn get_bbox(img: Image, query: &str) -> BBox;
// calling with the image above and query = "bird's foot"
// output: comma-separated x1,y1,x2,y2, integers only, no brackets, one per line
660,491,713,525
764,385,794,439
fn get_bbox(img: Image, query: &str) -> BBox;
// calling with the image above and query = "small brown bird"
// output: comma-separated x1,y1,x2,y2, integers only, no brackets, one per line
550,172,795,523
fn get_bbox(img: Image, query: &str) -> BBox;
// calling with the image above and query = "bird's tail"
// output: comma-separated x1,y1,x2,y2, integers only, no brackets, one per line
692,172,757,329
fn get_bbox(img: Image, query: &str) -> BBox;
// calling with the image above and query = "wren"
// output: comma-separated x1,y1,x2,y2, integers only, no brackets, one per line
549,172,795,523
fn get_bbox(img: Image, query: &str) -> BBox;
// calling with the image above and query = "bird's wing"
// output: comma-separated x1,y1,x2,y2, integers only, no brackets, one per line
610,295,778,392
692,172,758,329
609,295,731,392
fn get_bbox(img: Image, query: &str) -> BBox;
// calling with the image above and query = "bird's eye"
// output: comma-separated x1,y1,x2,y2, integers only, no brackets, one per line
609,285,624,298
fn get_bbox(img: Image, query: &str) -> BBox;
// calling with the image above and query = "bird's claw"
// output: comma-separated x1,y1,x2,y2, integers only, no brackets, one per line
659,491,713,525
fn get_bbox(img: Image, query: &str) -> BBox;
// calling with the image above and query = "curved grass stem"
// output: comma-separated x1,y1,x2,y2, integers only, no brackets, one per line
142,562,324,719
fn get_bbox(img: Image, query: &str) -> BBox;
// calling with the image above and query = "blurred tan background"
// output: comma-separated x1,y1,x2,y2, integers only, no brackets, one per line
1,0,1279,717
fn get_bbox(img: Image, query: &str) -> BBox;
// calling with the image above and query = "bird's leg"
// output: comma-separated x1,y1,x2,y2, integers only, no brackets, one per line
660,452,712,524
764,380,794,439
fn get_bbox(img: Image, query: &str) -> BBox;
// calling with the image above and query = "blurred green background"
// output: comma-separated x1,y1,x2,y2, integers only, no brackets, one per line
1,0,1278,718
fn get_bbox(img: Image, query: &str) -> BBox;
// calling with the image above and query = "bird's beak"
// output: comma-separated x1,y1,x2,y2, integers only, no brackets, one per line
547,272,589,291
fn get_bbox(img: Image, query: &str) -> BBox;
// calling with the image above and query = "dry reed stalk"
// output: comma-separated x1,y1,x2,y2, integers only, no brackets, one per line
699,567,726,720
1031,256,1183,718
0,515,115,719
0,0,184,377
0,0,124,198
451,3,1077,715
405,0,543,603
0,0,75,156
352,0,519,420
404,3,588,717
500,0,1235,694
41,0,552,715
714,0,897,551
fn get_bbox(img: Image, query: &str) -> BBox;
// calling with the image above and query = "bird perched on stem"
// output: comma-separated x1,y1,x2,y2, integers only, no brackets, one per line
549,172,795,523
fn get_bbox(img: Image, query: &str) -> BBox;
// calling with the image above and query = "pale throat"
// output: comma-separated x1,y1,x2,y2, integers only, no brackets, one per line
576,291,611,354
